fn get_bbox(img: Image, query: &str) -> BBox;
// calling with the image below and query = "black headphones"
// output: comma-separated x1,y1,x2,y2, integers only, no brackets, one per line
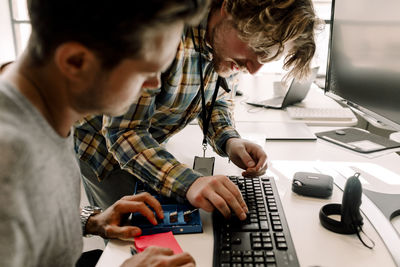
319,173,363,234
319,172,375,249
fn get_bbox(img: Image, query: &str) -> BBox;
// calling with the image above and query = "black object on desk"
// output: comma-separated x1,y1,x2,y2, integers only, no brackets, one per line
212,175,299,267
316,127,400,153
292,172,333,198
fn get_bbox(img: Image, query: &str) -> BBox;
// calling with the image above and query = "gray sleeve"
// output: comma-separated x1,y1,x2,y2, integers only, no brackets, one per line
0,138,32,267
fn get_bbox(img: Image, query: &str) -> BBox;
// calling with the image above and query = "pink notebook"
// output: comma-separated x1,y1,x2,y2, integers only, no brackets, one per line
134,231,183,254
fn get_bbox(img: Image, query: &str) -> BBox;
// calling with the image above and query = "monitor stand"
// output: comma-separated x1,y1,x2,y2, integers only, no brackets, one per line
362,189,400,222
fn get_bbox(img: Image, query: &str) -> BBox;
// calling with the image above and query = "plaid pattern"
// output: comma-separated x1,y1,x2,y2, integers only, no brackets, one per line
74,24,241,202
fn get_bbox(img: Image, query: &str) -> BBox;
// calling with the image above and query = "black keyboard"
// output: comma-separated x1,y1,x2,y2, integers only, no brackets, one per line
212,176,299,267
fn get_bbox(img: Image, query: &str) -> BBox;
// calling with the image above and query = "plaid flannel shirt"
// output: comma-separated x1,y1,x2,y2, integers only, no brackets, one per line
74,23,241,202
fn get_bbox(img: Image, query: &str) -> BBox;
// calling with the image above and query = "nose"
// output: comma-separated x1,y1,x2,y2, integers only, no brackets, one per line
246,61,263,75
142,74,161,89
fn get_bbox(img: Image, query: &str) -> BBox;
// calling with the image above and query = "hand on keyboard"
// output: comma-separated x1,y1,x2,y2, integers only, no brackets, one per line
186,175,249,220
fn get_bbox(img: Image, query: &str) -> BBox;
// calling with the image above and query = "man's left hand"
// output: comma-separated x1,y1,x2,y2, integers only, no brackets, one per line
85,192,164,239
225,138,268,177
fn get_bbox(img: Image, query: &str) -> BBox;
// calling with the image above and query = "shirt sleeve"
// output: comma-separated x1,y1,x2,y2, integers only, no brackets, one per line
102,90,202,202
197,75,241,156
74,115,120,180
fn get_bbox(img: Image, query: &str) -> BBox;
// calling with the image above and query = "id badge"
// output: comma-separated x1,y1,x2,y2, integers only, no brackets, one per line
193,156,215,176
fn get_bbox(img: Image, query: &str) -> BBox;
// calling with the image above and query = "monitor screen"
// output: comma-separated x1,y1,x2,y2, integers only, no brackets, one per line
325,0,400,131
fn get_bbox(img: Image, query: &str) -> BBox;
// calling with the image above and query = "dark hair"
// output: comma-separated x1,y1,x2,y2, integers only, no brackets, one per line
27,0,208,68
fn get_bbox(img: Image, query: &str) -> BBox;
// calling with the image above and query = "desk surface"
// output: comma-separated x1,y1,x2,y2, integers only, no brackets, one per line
97,123,400,267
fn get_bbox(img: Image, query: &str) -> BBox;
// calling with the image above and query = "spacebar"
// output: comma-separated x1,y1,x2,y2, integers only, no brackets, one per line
239,223,259,230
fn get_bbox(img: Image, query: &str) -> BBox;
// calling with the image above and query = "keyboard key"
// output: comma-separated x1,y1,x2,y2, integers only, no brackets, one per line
255,256,265,263
253,243,262,249
277,242,288,250
243,251,253,257
260,221,269,230
266,256,276,263
243,257,253,263
221,251,231,262
253,251,264,256
232,256,242,263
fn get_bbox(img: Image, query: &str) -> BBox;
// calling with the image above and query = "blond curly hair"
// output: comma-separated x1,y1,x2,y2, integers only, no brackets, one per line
212,0,323,79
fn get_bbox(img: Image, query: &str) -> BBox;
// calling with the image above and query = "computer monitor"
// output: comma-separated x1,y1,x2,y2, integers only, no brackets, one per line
325,0,400,132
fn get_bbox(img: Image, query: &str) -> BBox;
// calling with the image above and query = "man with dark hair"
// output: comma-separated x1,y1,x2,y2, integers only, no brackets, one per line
75,0,322,221
0,0,207,266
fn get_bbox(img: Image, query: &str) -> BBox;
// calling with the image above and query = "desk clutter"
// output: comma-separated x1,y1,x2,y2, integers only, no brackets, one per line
129,181,202,235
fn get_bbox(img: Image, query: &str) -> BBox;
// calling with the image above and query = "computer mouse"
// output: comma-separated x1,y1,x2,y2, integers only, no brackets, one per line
335,129,346,135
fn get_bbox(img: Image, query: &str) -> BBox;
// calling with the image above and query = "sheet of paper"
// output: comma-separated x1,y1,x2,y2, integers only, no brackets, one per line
134,231,183,254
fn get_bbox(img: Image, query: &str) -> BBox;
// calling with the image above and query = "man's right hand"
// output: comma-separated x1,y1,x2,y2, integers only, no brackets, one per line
186,175,248,220
121,247,195,267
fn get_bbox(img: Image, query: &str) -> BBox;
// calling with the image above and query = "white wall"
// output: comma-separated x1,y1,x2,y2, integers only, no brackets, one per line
0,0,16,64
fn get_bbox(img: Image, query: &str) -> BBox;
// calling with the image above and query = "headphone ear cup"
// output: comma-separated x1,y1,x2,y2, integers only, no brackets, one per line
319,203,345,233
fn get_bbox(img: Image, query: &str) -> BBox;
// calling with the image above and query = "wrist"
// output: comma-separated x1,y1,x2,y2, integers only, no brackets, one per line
80,206,102,237
225,137,239,156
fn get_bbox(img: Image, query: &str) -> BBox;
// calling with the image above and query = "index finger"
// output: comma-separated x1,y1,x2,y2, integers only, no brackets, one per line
123,193,164,219
254,153,267,171
222,178,248,214
116,200,158,225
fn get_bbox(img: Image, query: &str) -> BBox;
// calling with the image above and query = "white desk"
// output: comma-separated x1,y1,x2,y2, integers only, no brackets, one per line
233,73,358,126
97,123,400,267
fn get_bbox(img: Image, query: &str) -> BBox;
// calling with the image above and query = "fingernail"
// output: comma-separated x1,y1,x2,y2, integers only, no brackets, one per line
131,229,140,236
240,212,247,220
248,160,255,167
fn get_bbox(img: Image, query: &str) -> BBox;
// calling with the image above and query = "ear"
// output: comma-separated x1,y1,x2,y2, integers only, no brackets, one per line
220,0,229,18
53,42,100,85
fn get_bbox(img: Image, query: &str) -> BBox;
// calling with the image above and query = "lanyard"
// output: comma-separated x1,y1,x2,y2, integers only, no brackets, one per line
191,26,223,157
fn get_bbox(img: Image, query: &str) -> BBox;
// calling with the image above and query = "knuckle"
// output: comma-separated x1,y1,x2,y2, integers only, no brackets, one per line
209,178,220,187
114,200,124,211
232,190,242,198
140,192,152,198
136,202,146,209
103,225,112,237
224,194,235,203
215,199,227,210
194,194,203,203
121,195,130,201
156,259,169,267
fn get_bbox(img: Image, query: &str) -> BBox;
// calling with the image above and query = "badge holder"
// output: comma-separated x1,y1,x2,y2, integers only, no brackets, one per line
193,144,215,176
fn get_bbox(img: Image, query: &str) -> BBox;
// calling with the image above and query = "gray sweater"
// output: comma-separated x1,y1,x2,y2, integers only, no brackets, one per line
0,81,83,266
